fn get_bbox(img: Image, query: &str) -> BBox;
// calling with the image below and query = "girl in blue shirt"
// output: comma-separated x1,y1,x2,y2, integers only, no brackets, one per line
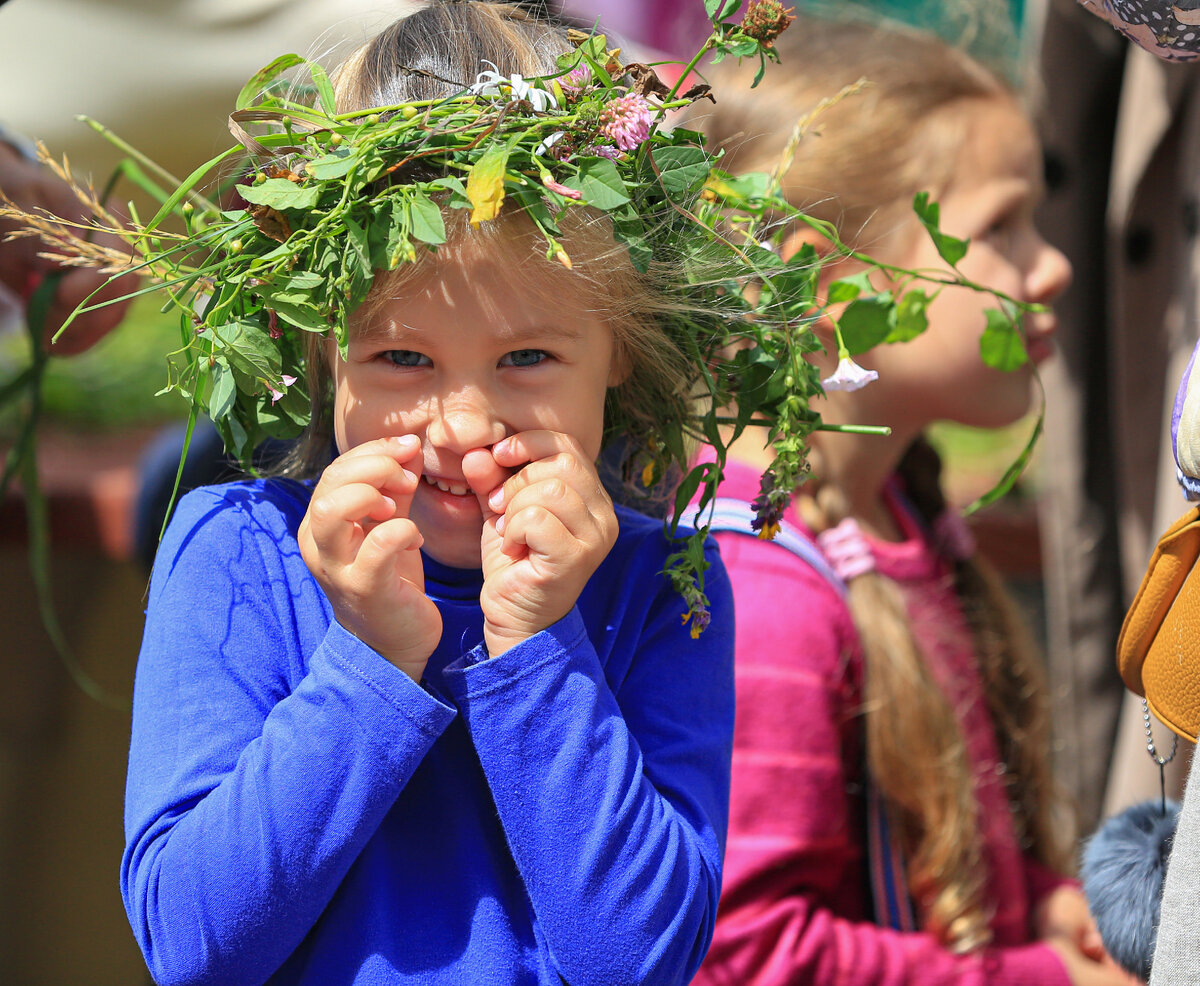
119,3,735,984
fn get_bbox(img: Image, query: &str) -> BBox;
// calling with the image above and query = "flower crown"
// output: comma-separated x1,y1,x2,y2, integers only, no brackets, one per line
1,0,1036,634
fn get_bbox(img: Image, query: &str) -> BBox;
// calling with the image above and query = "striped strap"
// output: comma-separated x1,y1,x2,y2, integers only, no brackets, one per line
699,496,917,933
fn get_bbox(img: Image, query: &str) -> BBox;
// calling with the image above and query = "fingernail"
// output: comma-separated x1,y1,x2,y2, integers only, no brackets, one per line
393,434,419,447
487,487,504,511
495,513,506,535
401,468,418,484
381,495,396,512
493,438,508,455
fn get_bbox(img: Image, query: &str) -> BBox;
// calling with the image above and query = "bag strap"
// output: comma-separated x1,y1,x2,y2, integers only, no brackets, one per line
699,496,917,934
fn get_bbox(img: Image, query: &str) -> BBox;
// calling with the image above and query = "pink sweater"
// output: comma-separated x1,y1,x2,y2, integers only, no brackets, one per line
693,460,1072,986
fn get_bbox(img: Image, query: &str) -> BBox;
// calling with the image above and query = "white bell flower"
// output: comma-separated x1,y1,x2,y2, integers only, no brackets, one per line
469,61,557,112
822,356,879,392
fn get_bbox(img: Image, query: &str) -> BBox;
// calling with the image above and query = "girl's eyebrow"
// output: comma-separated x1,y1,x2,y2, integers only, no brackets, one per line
356,320,585,345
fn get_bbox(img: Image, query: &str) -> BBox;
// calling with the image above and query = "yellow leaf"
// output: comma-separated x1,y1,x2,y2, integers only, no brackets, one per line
466,145,509,226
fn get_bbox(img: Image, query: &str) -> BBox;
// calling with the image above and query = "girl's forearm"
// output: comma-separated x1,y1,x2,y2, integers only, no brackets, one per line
443,566,735,986
122,490,455,985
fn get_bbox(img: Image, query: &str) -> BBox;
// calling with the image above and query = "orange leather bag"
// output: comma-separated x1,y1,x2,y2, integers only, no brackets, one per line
1117,504,1200,742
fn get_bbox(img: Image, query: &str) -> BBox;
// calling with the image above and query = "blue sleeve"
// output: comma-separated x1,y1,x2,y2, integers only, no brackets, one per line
121,488,457,986
440,541,735,986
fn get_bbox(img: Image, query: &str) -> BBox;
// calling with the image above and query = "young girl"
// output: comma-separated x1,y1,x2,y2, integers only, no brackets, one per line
689,18,1136,986
116,4,738,984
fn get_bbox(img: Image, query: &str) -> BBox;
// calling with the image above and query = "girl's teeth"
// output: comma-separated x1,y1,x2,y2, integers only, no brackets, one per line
424,475,469,496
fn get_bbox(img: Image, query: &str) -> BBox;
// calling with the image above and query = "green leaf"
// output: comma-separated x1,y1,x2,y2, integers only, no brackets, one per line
979,307,1028,371
752,52,768,89
343,214,371,271
913,191,969,267
466,144,510,224
237,178,321,211
826,272,873,305
652,145,711,199
671,462,716,536
367,197,405,270
611,204,651,272
887,289,930,344
209,358,237,420
211,320,283,380
837,293,895,355
704,0,741,19
304,151,358,180
144,145,242,233
308,61,337,117
259,271,325,305
765,263,818,321
262,298,328,333
705,170,771,203
432,176,472,210
409,193,447,245
565,157,631,210
237,54,306,110
723,39,761,58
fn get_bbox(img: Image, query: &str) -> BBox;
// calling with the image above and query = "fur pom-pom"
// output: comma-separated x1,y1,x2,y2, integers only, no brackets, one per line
1081,799,1180,981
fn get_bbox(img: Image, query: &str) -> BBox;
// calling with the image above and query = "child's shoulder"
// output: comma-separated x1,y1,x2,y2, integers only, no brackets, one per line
159,476,314,559
597,502,730,613
609,501,723,571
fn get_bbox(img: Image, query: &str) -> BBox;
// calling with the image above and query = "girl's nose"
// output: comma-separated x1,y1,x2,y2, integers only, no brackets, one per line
1026,235,1073,305
424,387,508,454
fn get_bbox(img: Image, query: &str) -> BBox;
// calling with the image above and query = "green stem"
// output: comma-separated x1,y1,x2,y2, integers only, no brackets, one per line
665,34,718,101
80,117,216,215
704,415,890,436
815,422,892,435
13,275,128,710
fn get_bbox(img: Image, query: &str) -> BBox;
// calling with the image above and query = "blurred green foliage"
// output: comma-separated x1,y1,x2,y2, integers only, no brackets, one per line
0,296,187,437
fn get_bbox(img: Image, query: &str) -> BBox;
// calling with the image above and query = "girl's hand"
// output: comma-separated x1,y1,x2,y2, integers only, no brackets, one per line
463,431,618,657
1044,937,1144,986
298,435,442,679
1035,886,1106,963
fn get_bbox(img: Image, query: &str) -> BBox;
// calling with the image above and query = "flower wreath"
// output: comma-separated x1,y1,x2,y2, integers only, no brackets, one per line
1,0,1036,635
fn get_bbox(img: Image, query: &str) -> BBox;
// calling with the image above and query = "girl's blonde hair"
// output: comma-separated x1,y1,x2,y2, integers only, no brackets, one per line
700,17,1072,952
284,0,692,477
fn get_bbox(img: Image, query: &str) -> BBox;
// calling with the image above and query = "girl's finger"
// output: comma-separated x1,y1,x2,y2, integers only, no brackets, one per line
488,446,608,516
338,433,422,463
306,482,401,559
354,517,426,579
462,445,511,519
500,502,574,562
316,450,420,502
490,430,585,469
499,478,594,541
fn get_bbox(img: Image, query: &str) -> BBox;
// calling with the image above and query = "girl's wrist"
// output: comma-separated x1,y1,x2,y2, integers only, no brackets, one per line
338,619,435,680
483,624,535,659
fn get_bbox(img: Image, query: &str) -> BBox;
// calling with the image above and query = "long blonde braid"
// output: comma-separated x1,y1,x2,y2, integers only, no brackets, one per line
799,439,1072,952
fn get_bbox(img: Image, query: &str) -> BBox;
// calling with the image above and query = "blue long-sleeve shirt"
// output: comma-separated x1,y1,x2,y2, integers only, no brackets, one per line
121,478,735,986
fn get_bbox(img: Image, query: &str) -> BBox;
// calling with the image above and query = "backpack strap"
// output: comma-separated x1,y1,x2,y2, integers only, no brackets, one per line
700,497,846,595
699,496,917,934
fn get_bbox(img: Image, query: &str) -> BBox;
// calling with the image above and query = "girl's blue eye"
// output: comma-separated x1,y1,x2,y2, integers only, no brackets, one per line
384,350,430,367
501,349,548,367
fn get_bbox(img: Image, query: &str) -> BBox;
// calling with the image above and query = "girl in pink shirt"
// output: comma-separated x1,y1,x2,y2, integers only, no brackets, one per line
691,15,1137,986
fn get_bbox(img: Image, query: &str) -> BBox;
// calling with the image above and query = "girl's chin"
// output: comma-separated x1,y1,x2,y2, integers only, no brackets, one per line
421,541,484,570
1025,336,1055,366
411,486,486,569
